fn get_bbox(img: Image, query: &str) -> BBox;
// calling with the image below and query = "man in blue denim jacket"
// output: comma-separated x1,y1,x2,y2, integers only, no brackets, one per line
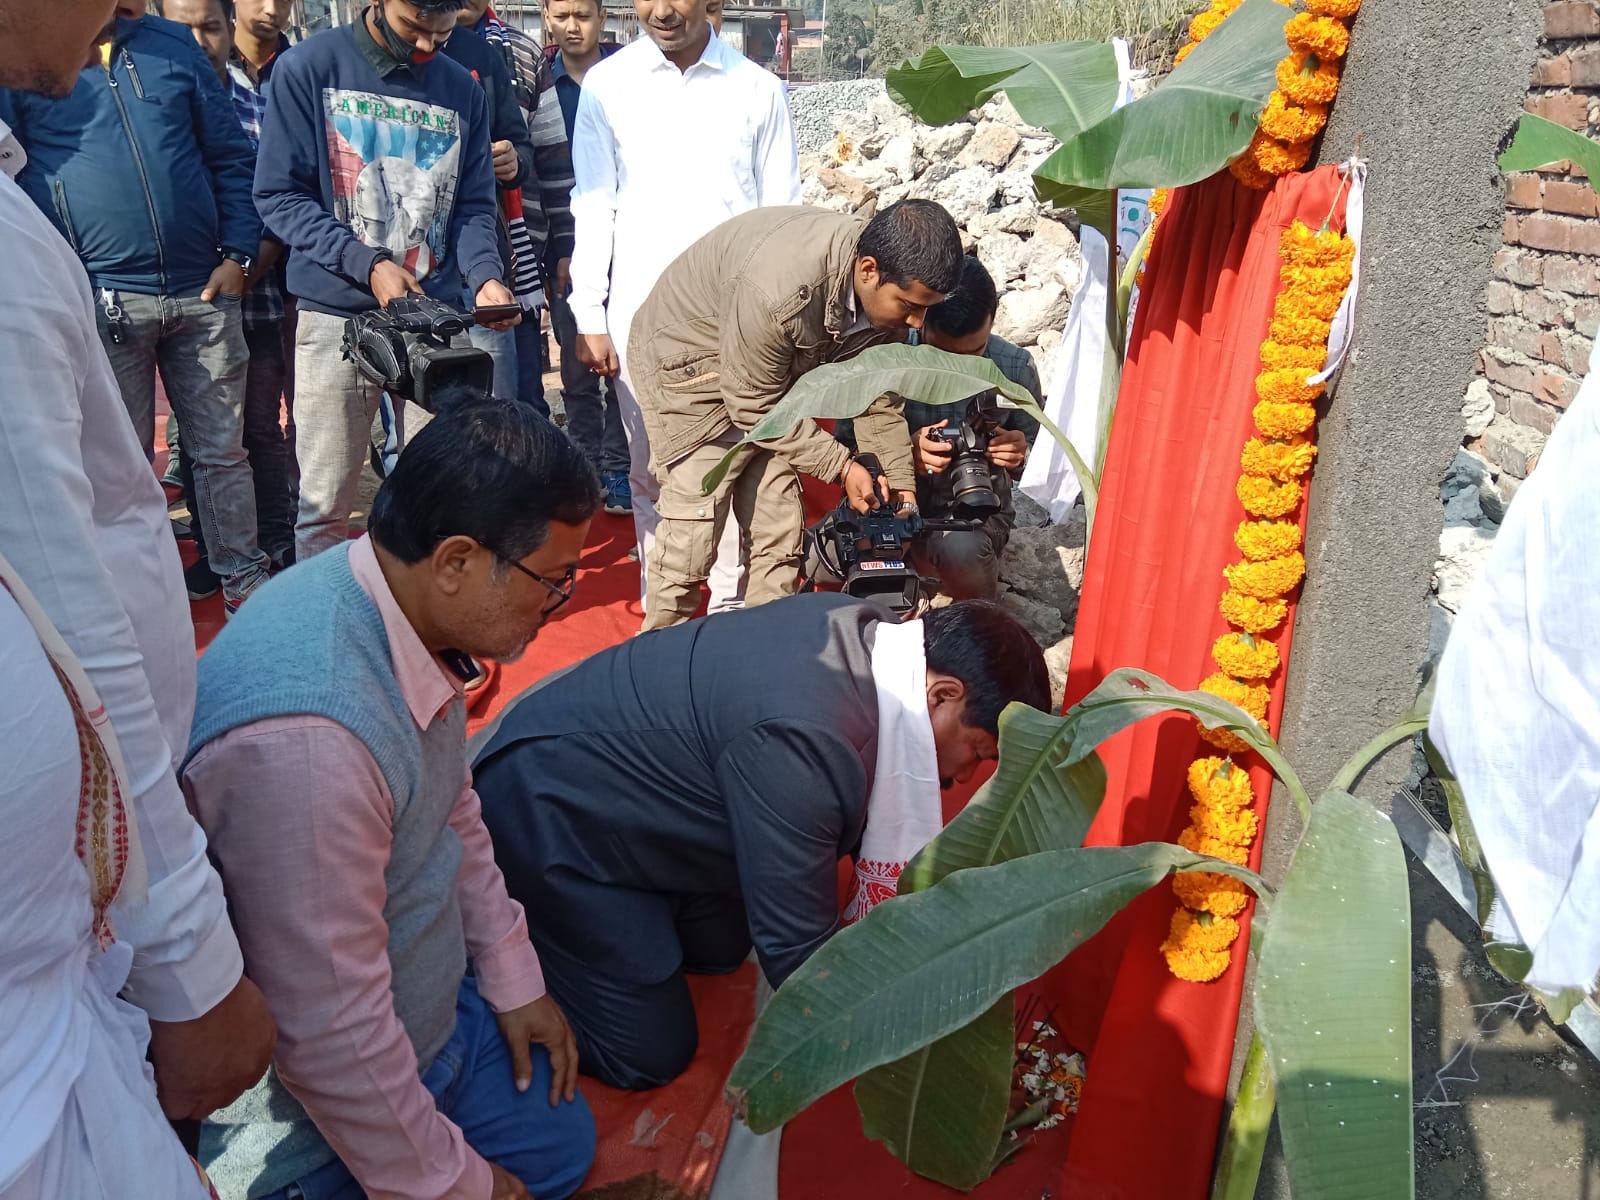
0,7,271,614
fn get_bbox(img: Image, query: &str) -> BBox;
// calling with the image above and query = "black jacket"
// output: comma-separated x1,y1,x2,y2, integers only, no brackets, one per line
473,594,884,987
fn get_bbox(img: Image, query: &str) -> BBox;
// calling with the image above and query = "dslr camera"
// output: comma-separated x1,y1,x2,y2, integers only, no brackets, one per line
807,455,982,619
343,296,494,412
927,394,1005,516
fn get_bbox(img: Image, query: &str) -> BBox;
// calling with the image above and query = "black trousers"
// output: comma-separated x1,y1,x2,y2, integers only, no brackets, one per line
532,883,753,1091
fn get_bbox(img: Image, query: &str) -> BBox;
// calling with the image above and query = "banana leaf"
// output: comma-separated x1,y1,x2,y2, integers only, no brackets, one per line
1254,790,1413,1200
1498,112,1600,185
699,344,1044,493
726,842,1268,1132
1034,0,1292,193
850,703,1107,1189
886,42,1120,135
1059,667,1312,817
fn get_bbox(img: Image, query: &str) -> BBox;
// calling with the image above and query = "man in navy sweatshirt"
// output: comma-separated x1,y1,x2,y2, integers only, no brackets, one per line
254,0,519,561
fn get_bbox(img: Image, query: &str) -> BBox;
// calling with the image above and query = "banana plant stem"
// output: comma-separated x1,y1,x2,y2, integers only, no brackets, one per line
1211,1031,1276,1200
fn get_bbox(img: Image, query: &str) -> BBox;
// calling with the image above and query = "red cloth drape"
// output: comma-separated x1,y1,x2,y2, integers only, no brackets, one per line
1053,167,1349,1199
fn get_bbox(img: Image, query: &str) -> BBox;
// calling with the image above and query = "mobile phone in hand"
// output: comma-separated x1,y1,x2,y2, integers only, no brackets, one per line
473,303,522,326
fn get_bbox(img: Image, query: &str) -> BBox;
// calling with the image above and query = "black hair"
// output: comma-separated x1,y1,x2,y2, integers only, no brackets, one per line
924,256,999,339
369,395,602,565
406,0,470,11
922,600,1051,734
857,199,965,296
154,0,236,20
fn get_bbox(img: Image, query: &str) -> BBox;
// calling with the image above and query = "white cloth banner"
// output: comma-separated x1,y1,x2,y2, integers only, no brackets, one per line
1431,334,1600,996
841,619,943,925
1309,157,1367,386
1020,38,1149,522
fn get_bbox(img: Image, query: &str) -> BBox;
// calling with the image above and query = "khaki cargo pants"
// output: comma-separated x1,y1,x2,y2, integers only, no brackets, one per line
643,427,804,631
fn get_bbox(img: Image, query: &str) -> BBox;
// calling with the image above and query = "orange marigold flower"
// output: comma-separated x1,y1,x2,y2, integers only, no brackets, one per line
1269,311,1333,348
1211,630,1281,678
1200,672,1270,720
1225,551,1307,599
1188,7,1228,40
1240,436,1317,480
1249,131,1314,176
1306,0,1360,14
1188,754,1257,811
1179,825,1251,864
1255,368,1323,406
1280,261,1354,300
1252,400,1319,440
1277,49,1341,106
1199,724,1253,754
1280,220,1356,269
1174,871,1252,918
1164,941,1231,982
1237,474,1303,518
1174,41,1197,65
1148,187,1170,218
1166,907,1243,954
1258,91,1330,145
1285,12,1351,59
1229,152,1276,191
1220,589,1289,634
1235,518,1304,561
1190,801,1261,845
1259,341,1327,374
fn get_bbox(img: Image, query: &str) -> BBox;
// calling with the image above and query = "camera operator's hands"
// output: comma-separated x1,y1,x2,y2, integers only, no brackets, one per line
842,460,890,514
370,258,423,308
911,421,954,478
985,427,1028,473
474,279,523,331
577,332,620,377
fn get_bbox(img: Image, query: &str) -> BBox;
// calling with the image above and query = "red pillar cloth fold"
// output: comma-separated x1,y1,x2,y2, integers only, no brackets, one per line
1055,166,1349,1200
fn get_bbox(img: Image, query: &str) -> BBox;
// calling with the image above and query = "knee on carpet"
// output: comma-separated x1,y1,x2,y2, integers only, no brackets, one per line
595,1019,700,1091
498,1090,597,1200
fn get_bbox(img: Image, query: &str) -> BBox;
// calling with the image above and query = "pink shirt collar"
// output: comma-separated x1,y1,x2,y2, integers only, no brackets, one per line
347,535,461,731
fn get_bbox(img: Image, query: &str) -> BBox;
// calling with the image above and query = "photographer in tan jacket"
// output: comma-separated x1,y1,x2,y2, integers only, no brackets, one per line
628,200,964,630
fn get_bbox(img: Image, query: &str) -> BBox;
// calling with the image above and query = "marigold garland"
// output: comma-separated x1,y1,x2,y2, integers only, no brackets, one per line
1228,0,1359,189
1164,221,1356,982
1234,519,1304,561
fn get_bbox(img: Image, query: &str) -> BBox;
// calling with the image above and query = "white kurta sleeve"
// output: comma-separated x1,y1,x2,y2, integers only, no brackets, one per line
568,84,621,336
752,75,801,206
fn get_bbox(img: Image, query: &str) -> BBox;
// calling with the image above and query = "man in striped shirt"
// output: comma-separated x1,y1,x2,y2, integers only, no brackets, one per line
456,1,577,412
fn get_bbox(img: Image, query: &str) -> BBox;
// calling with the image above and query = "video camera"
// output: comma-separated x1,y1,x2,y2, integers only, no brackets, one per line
927,393,1005,516
807,454,984,619
343,297,494,412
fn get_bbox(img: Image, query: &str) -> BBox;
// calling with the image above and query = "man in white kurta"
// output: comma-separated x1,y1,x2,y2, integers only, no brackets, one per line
0,3,275,1188
568,1,800,618
1431,336,1600,999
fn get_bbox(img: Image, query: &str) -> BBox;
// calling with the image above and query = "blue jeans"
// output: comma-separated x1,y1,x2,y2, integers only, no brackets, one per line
551,287,628,474
259,976,595,1200
94,287,269,601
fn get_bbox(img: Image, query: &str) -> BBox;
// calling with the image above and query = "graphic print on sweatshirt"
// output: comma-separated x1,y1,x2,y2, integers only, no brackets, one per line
323,88,461,281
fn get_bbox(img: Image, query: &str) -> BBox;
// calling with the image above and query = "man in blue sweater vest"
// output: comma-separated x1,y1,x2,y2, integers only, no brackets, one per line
183,398,601,1199
254,0,521,562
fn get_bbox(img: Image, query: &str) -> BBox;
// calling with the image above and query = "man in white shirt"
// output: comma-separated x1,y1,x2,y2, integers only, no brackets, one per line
568,0,800,620
0,2,275,1192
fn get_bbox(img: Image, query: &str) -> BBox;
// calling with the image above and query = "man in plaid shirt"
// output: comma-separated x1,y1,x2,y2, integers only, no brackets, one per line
161,0,297,590
456,1,577,411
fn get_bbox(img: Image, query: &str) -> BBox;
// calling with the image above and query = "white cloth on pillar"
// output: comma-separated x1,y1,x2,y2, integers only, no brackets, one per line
1431,335,1600,997
1019,38,1148,521
0,585,206,1200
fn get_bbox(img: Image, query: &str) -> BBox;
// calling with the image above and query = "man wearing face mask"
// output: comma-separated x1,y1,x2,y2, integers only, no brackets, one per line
253,0,520,562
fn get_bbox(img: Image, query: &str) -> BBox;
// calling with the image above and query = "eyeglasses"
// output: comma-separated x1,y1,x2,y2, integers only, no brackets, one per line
495,553,578,613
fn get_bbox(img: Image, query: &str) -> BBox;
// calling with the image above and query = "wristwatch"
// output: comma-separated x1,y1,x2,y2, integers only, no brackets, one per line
224,248,255,273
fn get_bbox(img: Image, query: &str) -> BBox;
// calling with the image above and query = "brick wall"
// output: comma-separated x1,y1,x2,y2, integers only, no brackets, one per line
1478,0,1600,492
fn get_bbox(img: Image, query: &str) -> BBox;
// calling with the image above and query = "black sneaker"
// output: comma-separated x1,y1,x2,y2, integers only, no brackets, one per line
185,557,220,601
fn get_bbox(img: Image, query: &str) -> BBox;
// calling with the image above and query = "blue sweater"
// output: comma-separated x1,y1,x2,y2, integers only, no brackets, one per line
253,23,504,318
0,15,261,296
186,545,469,1197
